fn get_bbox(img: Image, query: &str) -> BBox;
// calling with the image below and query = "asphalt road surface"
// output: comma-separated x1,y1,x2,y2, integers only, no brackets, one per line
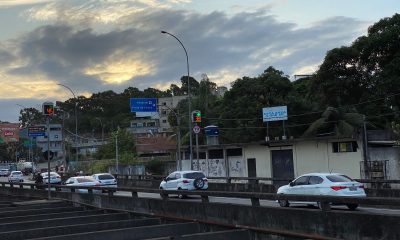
1,176,399,216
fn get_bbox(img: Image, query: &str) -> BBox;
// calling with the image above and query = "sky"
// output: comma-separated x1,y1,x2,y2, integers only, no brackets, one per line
0,0,399,123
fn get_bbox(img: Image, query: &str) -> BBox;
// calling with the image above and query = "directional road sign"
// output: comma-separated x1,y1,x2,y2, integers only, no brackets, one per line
130,98,158,112
28,126,46,137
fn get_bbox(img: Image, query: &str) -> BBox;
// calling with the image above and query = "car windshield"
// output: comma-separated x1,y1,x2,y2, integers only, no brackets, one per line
13,172,22,175
183,172,205,179
98,174,114,180
326,175,353,182
77,178,95,183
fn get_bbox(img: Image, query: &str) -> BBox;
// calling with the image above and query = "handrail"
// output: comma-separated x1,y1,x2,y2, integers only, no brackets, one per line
114,174,400,184
1,181,399,211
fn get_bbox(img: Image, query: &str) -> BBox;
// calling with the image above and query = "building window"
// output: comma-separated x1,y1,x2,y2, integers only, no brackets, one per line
332,141,357,153
163,102,166,105
162,119,167,123
162,110,167,115
209,149,223,159
227,148,242,156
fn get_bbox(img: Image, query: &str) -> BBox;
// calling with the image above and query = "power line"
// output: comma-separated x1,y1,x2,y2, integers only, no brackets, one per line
203,91,400,122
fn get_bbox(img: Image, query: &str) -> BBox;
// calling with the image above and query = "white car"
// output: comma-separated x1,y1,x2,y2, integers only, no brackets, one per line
64,176,101,193
92,173,117,188
277,173,366,210
8,171,24,183
160,171,208,198
0,169,10,177
41,172,62,184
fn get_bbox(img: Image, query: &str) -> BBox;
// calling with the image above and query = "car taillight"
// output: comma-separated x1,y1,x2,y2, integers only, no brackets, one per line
359,185,365,189
331,186,348,191
182,179,190,183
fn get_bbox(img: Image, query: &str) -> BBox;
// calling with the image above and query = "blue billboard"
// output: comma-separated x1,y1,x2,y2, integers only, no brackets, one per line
130,98,158,112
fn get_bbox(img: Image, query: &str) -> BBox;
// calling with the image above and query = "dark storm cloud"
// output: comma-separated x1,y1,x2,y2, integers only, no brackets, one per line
4,9,366,95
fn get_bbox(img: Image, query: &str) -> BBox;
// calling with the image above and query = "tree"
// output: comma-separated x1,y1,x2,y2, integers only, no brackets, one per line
303,107,364,138
219,67,294,143
95,128,136,161
310,13,400,129
180,76,200,96
19,108,45,128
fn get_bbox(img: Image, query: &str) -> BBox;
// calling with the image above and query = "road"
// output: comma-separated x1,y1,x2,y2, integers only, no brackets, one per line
1,175,399,216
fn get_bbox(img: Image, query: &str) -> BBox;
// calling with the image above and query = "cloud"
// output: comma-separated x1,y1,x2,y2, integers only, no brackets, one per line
0,0,51,7
0,5,369,122
24,0,190,24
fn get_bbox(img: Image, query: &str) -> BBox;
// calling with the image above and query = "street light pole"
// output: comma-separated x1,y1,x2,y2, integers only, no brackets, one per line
161,30,193,170
57,84,79,165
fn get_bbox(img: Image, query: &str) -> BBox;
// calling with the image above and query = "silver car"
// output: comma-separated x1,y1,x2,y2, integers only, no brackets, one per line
0,169,10,177
8,171,24,183
160,171,208,198
64,176,102,193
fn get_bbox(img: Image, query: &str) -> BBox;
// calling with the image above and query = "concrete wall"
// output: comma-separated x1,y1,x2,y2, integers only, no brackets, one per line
241,140,363,179
294,140,363,178
179,139,364,179
2,187,399,240
243,145,271,178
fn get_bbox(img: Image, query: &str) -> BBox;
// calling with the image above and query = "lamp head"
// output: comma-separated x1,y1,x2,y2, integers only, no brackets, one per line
161,31,167,34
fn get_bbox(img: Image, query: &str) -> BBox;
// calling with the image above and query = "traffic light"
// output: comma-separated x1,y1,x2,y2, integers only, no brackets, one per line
42,102,55,116
192,110,201,123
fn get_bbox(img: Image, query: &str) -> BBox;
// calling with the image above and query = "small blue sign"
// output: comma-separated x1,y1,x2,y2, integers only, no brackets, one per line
130,98,158,112
204,125,219,136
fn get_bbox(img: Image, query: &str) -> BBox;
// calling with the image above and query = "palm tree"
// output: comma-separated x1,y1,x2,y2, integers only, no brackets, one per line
303,107,364,138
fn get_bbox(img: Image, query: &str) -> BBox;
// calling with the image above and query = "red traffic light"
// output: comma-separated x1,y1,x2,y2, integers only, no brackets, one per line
42,102,55,116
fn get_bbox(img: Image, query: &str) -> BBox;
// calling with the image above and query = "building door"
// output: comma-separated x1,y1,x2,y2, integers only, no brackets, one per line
271,149,294,188
247,158,257,178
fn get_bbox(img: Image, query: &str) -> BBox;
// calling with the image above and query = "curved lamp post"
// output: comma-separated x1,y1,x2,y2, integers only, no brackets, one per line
57,83,79,164
161,30,193,170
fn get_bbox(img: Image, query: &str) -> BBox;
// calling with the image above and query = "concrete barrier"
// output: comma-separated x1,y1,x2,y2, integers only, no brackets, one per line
1,186,400,239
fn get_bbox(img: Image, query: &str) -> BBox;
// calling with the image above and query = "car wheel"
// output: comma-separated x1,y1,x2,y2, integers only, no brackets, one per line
278,200,290,207
159,187,168,199
177,188,187,199
193,178,205,190
346,204,358,210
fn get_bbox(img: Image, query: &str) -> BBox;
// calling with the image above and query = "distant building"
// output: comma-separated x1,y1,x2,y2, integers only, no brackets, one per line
35,124,63,159
129,95,187,137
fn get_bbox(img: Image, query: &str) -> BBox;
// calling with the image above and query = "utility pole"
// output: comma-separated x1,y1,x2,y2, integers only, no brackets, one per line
363,115,369,179
115,127,119,175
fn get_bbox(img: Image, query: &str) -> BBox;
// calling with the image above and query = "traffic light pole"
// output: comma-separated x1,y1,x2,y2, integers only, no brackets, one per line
195,124,199,170
46,116,51,199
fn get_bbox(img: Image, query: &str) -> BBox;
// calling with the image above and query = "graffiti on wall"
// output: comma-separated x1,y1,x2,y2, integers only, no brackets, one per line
208,158,226,177
229,156,245,177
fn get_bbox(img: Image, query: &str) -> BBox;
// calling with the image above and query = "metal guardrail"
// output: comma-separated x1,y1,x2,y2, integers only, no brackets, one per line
115,174,400,185
1,181,400,211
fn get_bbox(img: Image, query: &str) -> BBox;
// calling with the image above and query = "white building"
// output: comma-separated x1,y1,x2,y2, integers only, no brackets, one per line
129,95,187,137
35,124,64,159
